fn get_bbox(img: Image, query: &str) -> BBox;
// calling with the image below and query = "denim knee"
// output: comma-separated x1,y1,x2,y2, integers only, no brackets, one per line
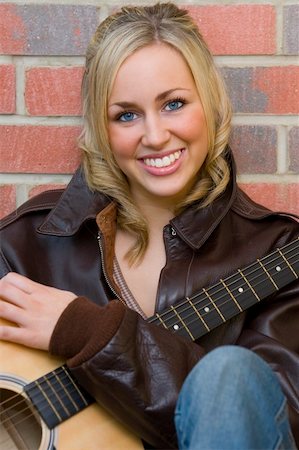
175,346,296,450
178,345,283,402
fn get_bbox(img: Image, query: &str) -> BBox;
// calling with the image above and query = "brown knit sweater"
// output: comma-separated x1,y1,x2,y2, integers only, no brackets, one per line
49,296,126,367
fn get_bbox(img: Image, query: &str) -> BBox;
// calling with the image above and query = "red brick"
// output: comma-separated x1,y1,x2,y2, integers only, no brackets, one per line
222,67,299,114
25,67,84,116
0,126,81,173
0,185,16,219
240,183,299,215
186,5,275,55
254,67,299,114
0,65,16,113
29,184,66,198
230,126,277,174
0,4,27,54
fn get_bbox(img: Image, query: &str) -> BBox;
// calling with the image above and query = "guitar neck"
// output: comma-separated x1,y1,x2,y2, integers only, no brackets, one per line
147,237,299,341
24,364,94,429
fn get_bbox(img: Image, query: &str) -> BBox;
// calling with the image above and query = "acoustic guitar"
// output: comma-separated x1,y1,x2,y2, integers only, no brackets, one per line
0,237,298,449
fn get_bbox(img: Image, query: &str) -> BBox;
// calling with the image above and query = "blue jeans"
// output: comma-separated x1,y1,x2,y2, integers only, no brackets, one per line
175,346,297,450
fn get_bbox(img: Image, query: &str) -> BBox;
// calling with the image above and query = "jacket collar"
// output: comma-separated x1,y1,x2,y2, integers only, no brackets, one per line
171,153,236,249
38,152,237,249
38,167,111,235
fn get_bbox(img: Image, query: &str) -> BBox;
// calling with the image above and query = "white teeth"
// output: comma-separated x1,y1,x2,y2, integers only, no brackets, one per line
143,150,182,168
162,156,171,166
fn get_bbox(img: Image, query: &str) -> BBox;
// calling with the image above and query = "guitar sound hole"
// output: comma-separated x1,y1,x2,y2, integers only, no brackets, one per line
0,387,42,450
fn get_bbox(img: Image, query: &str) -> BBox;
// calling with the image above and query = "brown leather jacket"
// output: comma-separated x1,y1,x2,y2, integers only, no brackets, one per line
1,159,299,448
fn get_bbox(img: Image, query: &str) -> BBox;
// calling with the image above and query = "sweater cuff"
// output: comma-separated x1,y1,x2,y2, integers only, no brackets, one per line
49,296,126,367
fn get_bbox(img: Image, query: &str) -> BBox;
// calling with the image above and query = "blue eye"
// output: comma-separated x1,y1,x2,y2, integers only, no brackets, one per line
118,111,137,122
165,100,184,111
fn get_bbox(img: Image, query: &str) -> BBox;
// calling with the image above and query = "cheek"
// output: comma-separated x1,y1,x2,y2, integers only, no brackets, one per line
108,124,139,159
178,109,208,145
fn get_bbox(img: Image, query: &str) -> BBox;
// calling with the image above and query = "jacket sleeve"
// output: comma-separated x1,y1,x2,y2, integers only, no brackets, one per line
50,295,205,449
236,279,299,445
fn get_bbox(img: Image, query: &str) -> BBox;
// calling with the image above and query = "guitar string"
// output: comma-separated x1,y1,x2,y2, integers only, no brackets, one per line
149,244,297,325
191,245,298,303
149,242,299,327
151,240,298,323
0,241,298,431
0,411,45,448
164,249,298,332
186,246,298,315
0,367,85,431
0,366,83,418
158,250,299,334
0,394,48,448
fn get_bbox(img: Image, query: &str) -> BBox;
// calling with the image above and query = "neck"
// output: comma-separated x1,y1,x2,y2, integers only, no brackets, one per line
139,202,176,232
131,192,180,231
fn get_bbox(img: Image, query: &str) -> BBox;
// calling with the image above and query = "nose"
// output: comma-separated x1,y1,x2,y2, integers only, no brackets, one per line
141,114,170,149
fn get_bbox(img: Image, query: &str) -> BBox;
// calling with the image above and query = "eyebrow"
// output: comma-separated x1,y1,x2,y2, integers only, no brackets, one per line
109,88,190,109
156,88,190,102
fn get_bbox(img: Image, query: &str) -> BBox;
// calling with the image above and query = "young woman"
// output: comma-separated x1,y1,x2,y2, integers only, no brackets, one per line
0,3,298,449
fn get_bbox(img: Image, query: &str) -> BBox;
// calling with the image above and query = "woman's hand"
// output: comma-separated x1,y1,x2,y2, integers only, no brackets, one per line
0,272,77,350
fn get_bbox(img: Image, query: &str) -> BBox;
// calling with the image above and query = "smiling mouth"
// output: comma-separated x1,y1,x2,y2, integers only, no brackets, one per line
142,150,183,168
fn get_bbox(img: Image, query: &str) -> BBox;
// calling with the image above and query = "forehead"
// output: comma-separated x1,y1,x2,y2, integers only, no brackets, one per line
109,43,196,100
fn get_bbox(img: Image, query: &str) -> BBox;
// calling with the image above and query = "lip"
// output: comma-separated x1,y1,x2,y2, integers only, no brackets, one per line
138,148,186,176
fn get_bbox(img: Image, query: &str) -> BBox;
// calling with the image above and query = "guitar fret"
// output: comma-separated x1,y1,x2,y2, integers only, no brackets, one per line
277,249,298,279
34,380,62,422
149,240,298,343
257,259,279,290
171,305,195,340
24,366,94,429
237,269,261,301
146,239,298,343
220,279,242,312
53,368,79,412
62,367,90,407
187,297,210,332
202,288,226,322
155,312,168,329
44,376,71,417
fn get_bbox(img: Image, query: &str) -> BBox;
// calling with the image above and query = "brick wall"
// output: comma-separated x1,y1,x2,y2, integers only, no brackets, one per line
0,0,298,219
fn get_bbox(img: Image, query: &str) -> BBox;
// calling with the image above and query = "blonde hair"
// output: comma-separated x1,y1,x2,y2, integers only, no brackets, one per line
80,2,232,263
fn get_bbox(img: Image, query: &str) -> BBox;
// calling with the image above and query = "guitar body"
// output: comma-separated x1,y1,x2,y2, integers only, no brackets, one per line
0,321,143,450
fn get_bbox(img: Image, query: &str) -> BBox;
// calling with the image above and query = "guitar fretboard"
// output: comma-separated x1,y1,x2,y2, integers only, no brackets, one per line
147,237,299,341
24,365,94,429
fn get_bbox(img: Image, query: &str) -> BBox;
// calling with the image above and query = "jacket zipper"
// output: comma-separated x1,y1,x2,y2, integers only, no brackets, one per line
96,232,125,304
